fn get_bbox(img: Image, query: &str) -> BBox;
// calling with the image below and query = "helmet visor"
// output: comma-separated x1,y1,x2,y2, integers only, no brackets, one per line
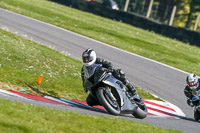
82,54,91,63
188,81,197,88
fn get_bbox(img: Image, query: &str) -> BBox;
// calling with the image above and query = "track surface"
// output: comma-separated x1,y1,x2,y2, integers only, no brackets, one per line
0,8,200,133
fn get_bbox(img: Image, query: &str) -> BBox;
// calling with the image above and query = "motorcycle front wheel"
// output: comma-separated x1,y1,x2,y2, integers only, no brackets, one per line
194,107,200,121
96,87,120,115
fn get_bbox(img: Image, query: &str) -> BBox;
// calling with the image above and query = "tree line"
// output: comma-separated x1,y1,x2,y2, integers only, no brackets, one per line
113,0,200,31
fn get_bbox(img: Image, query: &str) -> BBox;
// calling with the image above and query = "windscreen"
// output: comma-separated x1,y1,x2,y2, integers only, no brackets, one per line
83,64,102,78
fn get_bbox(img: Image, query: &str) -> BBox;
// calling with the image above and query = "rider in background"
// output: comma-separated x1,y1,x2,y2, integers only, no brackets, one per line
81,48,138,106
184,73,200,107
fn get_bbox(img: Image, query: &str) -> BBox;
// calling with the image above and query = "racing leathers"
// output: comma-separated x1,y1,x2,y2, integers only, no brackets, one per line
81,58,136,106
184,79,200,107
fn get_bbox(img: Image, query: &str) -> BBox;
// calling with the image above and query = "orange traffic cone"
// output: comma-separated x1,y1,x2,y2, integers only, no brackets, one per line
36,75,43,84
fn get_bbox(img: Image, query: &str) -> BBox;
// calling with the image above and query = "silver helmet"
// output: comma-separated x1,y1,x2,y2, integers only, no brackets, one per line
82,48,96,66
186,73,199,90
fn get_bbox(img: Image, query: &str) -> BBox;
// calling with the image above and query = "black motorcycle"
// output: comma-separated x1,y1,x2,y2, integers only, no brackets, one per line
191,94,200,121
83,64,147,119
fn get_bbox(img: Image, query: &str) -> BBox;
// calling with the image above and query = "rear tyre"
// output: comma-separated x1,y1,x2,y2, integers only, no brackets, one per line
96,87,120,115
132,101,148,119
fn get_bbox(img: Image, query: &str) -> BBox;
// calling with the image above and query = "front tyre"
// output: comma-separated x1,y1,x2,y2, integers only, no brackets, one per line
96,87,120,115
132,101,148,119
194,107,200,121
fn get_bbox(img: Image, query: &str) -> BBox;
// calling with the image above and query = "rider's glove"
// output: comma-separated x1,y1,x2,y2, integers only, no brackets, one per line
187,99,194,107
190,102,194,107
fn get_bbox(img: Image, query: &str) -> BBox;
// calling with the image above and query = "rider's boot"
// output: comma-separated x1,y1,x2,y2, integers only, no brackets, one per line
126,83,142,103
127,84,136,96
122,78,142,103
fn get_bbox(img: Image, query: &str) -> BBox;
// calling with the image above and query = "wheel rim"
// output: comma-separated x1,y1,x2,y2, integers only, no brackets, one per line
103,90,119,109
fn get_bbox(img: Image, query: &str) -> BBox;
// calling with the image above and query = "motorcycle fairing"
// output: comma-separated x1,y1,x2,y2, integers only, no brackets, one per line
102,74,138,113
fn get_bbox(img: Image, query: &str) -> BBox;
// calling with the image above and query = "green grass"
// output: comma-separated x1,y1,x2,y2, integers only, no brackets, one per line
1,0,200,74
0,98,183,133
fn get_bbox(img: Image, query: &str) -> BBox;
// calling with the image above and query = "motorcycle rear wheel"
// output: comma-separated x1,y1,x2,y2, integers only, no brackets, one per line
96,87,120,115
132,102,148,119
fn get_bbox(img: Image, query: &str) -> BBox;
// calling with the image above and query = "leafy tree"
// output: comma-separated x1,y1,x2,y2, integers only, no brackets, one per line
172,0,190,27
114,0,200,30
185,0,200,29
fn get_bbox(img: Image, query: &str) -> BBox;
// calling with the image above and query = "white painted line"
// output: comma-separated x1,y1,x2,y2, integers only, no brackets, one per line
145,103,176,114
151,100,185,117
146,100,175,107
145,100,186,117
0,89,24,98
166,101,186,117
44,95,71,105
147,109,171,117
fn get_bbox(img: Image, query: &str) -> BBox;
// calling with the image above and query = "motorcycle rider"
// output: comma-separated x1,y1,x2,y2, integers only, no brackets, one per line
81,48,138,106
184,73,200,107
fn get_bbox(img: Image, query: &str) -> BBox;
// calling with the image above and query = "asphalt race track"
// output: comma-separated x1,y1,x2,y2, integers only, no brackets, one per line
0,8,200,133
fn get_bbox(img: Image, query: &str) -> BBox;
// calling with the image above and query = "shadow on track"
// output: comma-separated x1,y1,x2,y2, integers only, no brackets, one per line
178,116,200,123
